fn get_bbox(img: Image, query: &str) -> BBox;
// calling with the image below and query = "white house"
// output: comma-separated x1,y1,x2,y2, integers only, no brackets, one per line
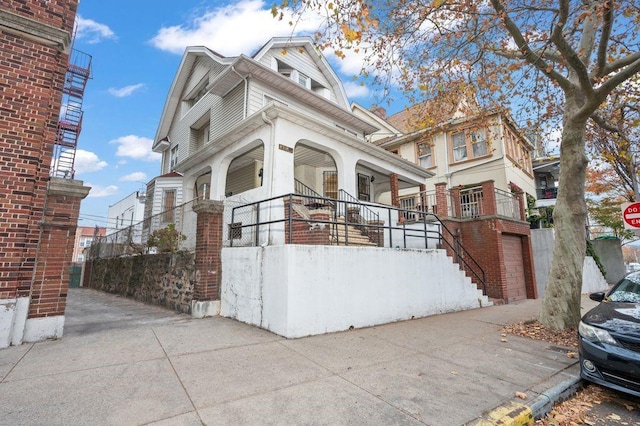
147,36,492,338
106,191,146,236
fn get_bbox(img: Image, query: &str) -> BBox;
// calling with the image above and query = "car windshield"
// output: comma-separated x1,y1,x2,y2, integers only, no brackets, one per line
608,275,640,303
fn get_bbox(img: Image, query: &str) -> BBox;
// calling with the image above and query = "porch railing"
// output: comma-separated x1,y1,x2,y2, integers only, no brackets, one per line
495,188,521,220
337,189,379,225
229,193,486,294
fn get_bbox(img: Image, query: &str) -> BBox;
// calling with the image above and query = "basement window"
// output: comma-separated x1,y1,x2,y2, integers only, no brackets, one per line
229,222,242,240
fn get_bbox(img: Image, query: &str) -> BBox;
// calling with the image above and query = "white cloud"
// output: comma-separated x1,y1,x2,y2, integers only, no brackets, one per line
110,135,161,162
343,81,371,99
75,16,116,44
108,84,144,98
74,149,108,174
149,0,321,56
86,184,119,198
119,172,148,182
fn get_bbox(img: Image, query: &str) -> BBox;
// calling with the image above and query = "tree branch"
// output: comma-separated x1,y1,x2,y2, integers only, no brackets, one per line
488,0,572,91
595,0,613,78
549,0,596,99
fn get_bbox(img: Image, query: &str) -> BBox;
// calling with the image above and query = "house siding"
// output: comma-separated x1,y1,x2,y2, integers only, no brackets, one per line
257,46,338,104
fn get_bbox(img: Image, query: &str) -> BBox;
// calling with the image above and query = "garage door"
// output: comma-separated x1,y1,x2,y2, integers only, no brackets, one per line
503,235,527,302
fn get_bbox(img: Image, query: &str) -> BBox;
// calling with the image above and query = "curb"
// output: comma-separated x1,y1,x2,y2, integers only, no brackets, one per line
472,373,584,425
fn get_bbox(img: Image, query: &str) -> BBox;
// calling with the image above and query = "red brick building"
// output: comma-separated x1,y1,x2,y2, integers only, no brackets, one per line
0,1,89,348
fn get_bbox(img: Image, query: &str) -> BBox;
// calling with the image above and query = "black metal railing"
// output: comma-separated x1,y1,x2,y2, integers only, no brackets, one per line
229,193,486,294
294,179,323,199
337,189,379,226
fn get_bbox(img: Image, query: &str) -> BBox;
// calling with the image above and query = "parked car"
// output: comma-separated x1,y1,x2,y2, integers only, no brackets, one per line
578,272,640,397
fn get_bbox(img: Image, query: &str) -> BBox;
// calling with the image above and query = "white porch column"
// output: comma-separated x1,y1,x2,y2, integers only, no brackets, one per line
338,153,358,197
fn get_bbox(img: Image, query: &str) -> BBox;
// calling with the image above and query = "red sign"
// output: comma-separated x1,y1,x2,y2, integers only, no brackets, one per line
622,202,640,229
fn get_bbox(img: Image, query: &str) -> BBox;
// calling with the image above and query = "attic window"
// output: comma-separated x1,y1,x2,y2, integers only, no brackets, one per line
186,78,209,108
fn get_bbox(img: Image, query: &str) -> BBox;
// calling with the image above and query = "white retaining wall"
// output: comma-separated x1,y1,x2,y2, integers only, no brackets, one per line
220,245,491,338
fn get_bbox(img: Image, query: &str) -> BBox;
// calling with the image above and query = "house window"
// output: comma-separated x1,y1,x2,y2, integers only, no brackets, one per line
452,132,467,162
163,190,176,222
417,142,433,168
471,129,487,157
170,145,179,169
451,128,489,163
357,173,371,202
79,238,93,248
298,72,309,88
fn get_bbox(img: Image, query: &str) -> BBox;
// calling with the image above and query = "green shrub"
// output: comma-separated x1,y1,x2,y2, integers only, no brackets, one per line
147,223,186,253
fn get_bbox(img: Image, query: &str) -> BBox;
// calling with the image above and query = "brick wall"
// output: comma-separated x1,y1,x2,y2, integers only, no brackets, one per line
0,2,78,302
192,200,224,301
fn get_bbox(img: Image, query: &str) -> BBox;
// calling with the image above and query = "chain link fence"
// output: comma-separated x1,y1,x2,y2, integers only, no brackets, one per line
87,199,198,260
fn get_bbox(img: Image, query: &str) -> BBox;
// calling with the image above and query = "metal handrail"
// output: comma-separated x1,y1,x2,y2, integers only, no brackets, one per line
229,193,486,294
337,189,379,224
294,179,324,199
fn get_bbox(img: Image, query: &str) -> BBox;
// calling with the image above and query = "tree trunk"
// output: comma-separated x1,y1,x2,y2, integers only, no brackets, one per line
539,109,589,330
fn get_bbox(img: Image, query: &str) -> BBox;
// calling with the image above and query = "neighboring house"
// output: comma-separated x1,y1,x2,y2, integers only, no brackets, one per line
530,156,559,228
353,101,539,303
532,156,560,203
72,226,106,263
361,102,537,215
107,191,147,236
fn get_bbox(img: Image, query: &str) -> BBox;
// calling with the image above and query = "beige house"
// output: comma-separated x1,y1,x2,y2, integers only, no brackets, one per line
354,102,536,217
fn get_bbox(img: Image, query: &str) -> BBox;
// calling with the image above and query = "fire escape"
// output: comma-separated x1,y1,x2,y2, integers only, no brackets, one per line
51,48,92,178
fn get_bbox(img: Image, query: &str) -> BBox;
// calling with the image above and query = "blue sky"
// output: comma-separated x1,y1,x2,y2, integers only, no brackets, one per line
73,0,390,228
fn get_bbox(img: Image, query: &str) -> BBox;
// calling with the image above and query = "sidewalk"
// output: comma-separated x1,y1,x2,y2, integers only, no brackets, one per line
0,289,596,425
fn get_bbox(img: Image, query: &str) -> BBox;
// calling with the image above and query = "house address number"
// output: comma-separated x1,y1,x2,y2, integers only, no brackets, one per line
278,144,293,153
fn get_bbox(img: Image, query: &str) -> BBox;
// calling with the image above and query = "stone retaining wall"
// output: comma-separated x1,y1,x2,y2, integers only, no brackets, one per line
83,252,195,314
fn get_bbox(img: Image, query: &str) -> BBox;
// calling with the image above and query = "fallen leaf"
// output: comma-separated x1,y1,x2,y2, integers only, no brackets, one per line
451,371,458,375
567,352,578,358
607,414,621,421
501,338,508,342
515,391,527,399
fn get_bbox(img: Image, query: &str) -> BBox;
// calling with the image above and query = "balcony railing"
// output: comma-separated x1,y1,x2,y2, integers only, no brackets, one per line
494,188,521,220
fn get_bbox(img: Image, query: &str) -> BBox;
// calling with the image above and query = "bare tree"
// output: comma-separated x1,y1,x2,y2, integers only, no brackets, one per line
276,0,640,328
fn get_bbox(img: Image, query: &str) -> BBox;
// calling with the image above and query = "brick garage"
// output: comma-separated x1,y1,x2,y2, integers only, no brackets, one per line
0,1,89,347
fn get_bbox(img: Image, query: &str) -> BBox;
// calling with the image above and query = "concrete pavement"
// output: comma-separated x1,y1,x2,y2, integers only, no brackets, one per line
0,288,597,425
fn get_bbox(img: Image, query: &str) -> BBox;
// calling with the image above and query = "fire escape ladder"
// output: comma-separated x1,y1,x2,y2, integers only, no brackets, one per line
51,48,92,179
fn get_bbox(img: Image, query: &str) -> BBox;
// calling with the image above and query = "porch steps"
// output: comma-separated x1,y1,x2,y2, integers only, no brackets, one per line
330,217,378,247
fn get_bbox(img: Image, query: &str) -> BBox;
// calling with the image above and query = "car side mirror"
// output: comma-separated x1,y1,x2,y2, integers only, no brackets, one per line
589,292,605,302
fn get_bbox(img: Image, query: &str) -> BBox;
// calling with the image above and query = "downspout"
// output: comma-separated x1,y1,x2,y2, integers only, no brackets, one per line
231,66,248,120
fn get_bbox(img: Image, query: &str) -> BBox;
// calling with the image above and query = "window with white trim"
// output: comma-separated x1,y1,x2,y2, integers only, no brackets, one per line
416,141,433,168
450,128,489,163
170,145,179,169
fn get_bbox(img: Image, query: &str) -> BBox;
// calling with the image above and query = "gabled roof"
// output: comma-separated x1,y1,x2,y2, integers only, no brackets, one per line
351,102,402,142
252,37,350,107
153,46,234,149
153,37,371,150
